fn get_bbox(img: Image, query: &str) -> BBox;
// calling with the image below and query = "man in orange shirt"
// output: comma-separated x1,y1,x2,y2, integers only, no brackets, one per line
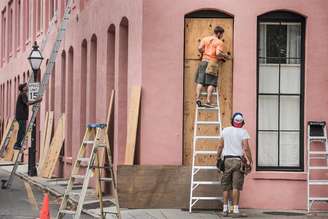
195,26,231,107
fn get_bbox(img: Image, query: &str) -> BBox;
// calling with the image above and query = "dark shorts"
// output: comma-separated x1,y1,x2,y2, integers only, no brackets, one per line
221,158,245,191
195,61,218,87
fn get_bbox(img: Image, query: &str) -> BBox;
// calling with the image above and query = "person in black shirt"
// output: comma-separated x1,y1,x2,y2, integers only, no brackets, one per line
14,83,42,150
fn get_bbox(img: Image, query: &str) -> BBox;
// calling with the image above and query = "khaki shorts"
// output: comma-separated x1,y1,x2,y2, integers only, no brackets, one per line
221,158,244,191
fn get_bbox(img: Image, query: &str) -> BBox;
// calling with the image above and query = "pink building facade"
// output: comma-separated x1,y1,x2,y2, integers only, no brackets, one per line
0,0,328,210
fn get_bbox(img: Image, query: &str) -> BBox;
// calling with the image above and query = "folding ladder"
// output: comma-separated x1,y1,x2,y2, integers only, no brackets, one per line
307,121,328,212
1,0,74,189
189,90,223,212
56,123,121,219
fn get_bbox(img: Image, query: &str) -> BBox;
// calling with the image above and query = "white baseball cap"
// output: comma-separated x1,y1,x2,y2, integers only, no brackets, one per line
233,114,244,123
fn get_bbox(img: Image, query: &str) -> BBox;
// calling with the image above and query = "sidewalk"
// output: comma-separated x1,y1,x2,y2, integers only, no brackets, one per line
1,165,328,218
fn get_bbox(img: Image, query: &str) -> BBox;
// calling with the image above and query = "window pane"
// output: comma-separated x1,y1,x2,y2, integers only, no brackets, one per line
259,95,278,130
258,131,278,166
279,132,300,166
280,96,300,130
280,64,300,94
259,64,279,93
266,24,287,64
286,23,301,64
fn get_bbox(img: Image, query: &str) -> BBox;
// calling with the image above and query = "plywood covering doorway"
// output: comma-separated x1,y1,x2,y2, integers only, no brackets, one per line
183,12,233,165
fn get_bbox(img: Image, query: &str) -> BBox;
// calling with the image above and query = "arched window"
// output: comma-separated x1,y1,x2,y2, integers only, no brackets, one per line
89,35,97,123
80,39,87,141
66,46,74,157
61,50,66,113
256,10,305,170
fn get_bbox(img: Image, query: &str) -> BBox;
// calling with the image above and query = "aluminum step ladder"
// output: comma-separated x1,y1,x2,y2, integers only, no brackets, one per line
1,0,74,190
307,121,328,212
57,123,121,219
189,90,223,212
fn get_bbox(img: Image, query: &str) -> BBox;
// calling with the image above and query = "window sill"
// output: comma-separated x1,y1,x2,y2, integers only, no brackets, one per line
64,156,73,164
25,39,31,46
251,171,307,181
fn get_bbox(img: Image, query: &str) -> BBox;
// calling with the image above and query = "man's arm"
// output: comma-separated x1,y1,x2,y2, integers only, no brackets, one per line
217,138,224,159
198,38,205,53
217,51,232,60
242,139,253,165
22,94,42,106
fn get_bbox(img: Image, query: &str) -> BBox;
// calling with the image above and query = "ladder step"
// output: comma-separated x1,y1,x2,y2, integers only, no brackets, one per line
193,181,220,185
72,175,85,179
196,121,220,125
309,137,326,141
96,143,107,147
309,166,328,170
83,198,114,205
309,151,328,155
77,157,90,162
194,151,217,155
192,197,222,200
194,165,217,170
59,210,75,214
83,140,95,144
309,197,328,201
197,107,219,111
200,92,218,96
100,177,112,182
195,136,221,140
309,180,328,185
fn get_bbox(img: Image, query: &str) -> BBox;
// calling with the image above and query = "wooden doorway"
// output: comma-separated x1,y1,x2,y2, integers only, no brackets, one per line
183,12,233,165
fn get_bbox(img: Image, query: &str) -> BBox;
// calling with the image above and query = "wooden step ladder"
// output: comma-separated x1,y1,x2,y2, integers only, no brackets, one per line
56,123,121,219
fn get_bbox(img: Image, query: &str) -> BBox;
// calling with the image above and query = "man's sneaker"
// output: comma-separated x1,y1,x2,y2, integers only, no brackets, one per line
13,146,21,150
203,102,215,108
196,99,202,107
222,211,229,217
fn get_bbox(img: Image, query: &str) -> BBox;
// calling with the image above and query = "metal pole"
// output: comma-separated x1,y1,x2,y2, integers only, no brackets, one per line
28,69,38,176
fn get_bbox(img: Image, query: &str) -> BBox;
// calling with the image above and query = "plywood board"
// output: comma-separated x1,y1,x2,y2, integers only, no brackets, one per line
0,117,14,152
3,121,19,161
39,112,49,165
183,18,233,165
38,112,54,171
40,114,65,178
118,165,222,209
124,86,141,165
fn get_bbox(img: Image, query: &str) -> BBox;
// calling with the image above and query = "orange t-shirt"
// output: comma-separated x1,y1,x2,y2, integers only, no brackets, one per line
199,36,224,62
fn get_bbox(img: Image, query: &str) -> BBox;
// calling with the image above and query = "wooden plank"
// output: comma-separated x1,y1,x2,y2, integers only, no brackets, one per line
124,86,141,165
3,121,19,161
40,114,65,178
0,117,14,151
24,182,39,210
183,18,233,165
117,165,222,209
38,112,54,171
39,112,49,165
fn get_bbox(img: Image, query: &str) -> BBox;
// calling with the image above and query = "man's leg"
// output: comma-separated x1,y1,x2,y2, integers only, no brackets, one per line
206,85,215,104
232,189,240,206
14,120,26,150
196,83,203,106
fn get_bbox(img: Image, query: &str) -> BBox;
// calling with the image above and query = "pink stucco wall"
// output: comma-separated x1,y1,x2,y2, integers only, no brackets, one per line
140,0,328,210
1,0,328,210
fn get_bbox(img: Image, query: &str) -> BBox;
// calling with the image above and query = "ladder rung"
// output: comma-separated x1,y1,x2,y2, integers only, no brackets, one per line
194,166,217,170
310,137,326,141
83,140,95,144
100,177,112,182
96,143,107,147
309,197,328,201
200,92,218,96
309,151,328,155
196,121,220,125
192,197,222,200
77,157,90,162
309,166,328,170
193,181,220,185
59,210,75,214
195,136,221,140
72,175,85,179
194,151,217,155
309,180,328,185
83,198,114,205
197,107,219,111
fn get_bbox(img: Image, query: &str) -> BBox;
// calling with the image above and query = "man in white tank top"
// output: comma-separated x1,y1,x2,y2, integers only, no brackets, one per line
217,112,253,217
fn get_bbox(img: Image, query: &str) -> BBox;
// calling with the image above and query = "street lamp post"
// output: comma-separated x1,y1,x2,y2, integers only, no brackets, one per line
27,41,43,176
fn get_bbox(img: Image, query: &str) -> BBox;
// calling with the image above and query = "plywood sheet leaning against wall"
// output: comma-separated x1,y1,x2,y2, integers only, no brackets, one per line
40,114,65,178
38,111,54,172
2,121,19,161
39,112,49,166
183,18,233,165
124,86,141,165
0,117,14,151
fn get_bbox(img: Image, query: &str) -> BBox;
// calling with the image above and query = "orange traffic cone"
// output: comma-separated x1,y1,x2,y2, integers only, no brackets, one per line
39,193,50,219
